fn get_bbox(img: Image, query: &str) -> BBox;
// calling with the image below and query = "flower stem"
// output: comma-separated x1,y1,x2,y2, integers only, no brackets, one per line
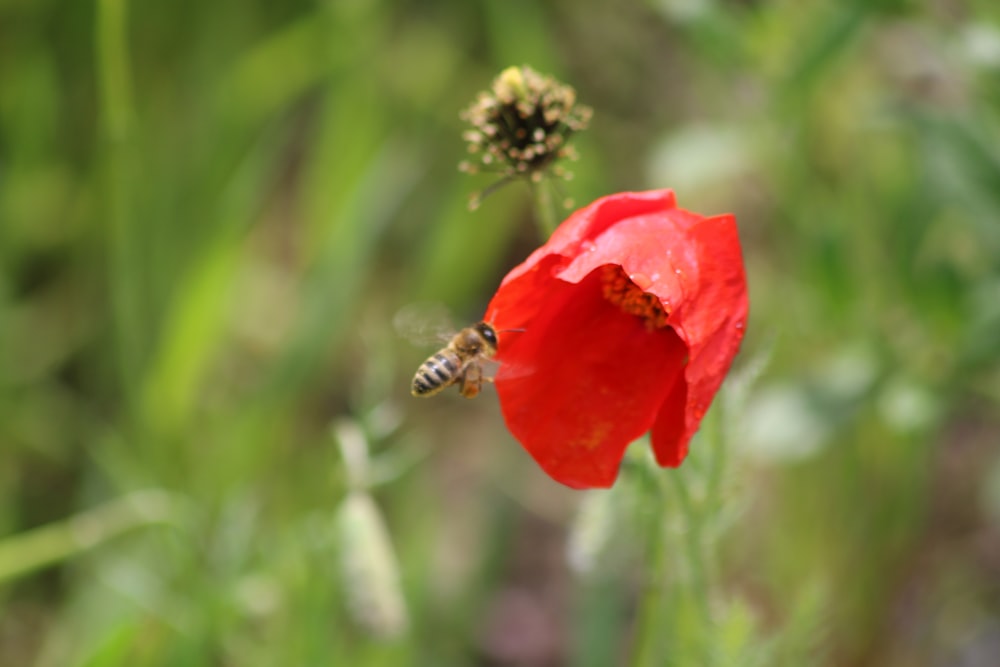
669,472,712,625
631,527,667,665
97,0,141,400
629,414,726,666
705,398,727,517
628,456,669,667
531,178,559,239
669,403,729,662
702,402,727,598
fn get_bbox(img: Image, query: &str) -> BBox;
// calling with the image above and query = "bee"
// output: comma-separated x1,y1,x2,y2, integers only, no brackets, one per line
411,322,499,399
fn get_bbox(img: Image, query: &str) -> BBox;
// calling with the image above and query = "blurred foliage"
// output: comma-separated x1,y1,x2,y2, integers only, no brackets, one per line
1,0,1000,665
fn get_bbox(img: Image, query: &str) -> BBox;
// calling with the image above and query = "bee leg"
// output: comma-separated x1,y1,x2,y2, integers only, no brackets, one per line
459,364,482,399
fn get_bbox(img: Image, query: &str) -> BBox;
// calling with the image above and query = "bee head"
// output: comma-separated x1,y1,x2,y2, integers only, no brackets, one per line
475,322,499,351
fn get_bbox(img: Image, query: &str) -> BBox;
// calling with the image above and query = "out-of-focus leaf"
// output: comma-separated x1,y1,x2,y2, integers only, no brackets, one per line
78,621,140,667
877,376,941,435
781,3,869,96
336,492,409,639
737,383,831,463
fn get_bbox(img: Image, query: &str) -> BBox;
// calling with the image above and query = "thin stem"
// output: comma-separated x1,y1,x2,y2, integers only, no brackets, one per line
628,456,669,667
631,535,666,666
668,471,714,664
97,0,141,399
669,473,710,619
530,177,559,239
702,401,727,590
97,0,133,142
705,399,727,515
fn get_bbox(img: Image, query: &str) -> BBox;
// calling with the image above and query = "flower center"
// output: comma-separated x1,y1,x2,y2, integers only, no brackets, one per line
600,266,669,331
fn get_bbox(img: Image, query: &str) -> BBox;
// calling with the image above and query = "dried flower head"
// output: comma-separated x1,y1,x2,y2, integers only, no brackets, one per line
459,66,592,208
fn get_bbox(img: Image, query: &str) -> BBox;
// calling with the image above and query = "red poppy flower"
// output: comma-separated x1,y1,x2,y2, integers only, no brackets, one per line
485,189,748,489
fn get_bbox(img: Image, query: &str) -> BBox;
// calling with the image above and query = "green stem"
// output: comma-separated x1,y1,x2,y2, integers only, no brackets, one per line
631,523,666,665
628,457,669,667
97,0,141,399
702,401,727,591
530,177,559,239
97,0,133,142
0,490,186,583
669,473,711,621
705,399,726,516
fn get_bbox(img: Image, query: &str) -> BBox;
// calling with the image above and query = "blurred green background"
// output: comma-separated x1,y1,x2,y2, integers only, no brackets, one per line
2,0,1000,665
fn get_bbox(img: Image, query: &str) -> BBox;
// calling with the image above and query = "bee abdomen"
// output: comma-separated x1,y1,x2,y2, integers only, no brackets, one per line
412,352,460,396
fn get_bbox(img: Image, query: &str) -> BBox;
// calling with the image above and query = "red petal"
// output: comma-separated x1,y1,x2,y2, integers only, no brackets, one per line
552,205,747,469
649,370,688,466
492,266,687,489
651,213,747,468
495,190,680,288
485,189,748,484
544,190,680,256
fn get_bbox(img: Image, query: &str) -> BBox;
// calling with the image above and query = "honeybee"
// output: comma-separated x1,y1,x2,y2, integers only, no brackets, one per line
411,322,499,399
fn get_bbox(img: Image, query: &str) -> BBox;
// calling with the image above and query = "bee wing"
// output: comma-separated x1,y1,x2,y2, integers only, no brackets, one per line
393,301,457,347
479,357,501,381
489,358,536,382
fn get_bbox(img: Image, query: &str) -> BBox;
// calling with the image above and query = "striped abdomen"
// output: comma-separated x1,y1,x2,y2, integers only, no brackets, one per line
412,350,462,396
